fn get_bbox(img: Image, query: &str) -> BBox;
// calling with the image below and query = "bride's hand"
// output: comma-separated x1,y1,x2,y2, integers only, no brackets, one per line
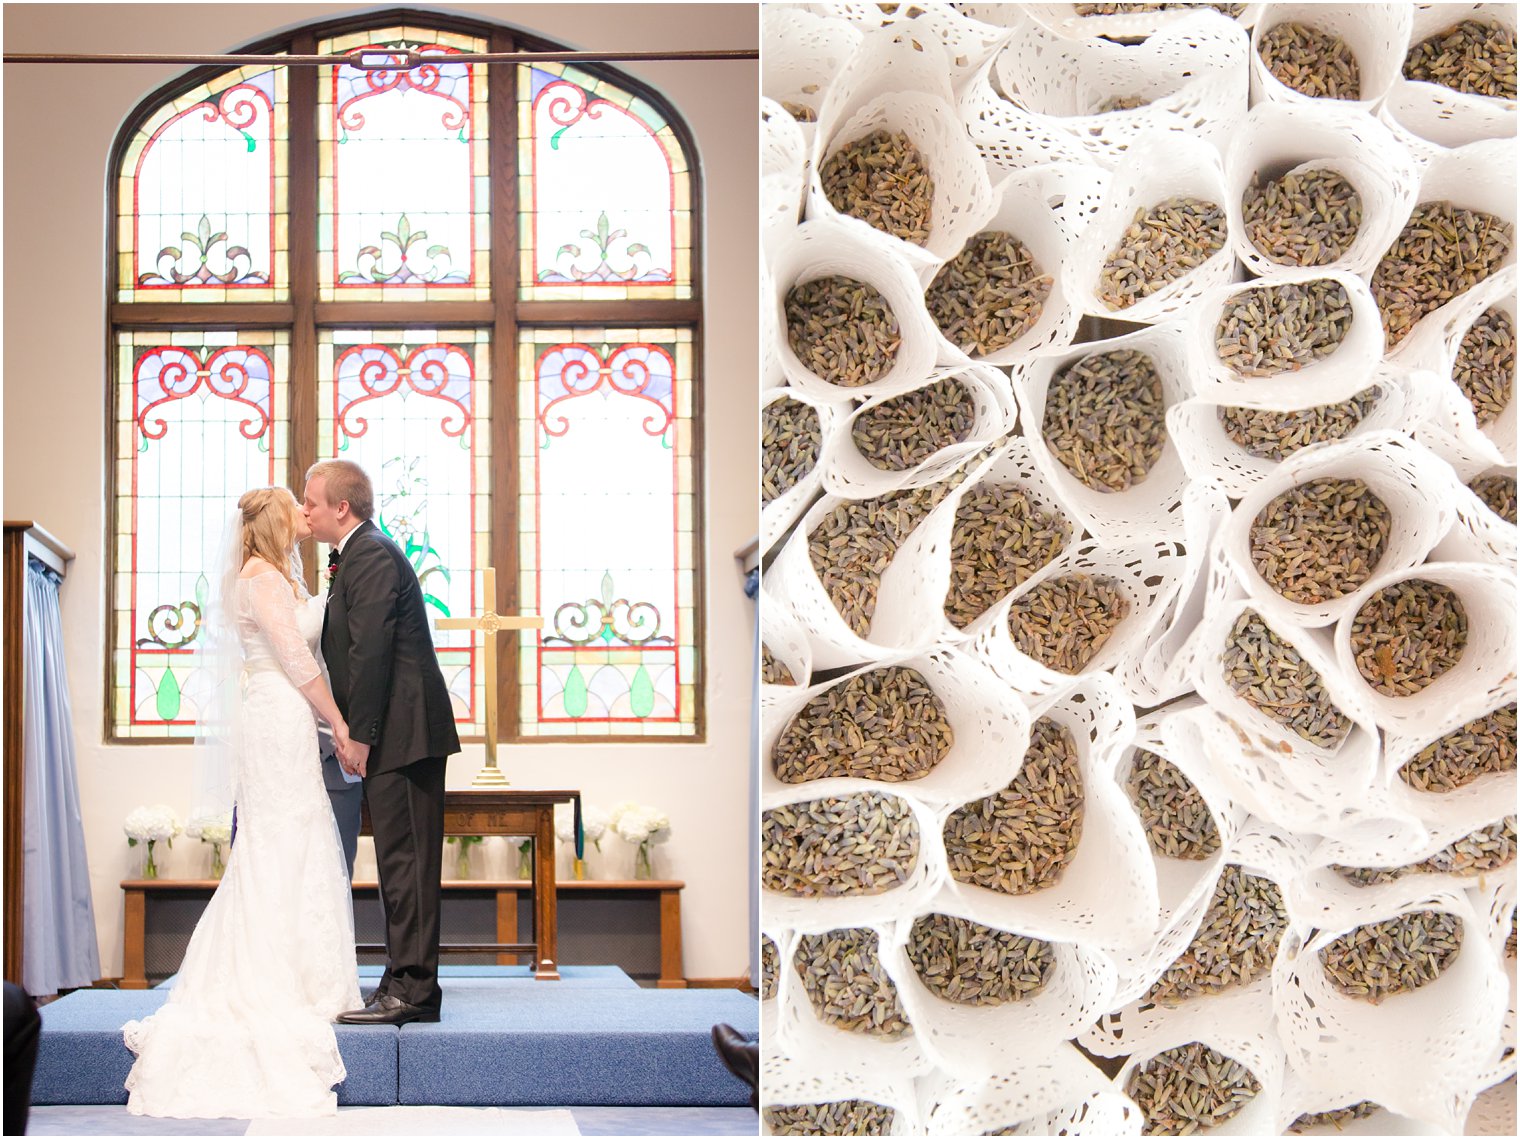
333,721,353,767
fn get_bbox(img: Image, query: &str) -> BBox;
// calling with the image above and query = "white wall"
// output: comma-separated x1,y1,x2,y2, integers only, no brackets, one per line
2,3,758,981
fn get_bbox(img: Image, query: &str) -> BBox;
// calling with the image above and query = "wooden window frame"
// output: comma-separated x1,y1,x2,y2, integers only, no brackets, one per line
105,8,707,744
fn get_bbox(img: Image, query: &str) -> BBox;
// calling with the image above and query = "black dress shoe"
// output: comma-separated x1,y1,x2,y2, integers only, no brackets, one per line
335,992,440,1026
711,1023,758,1110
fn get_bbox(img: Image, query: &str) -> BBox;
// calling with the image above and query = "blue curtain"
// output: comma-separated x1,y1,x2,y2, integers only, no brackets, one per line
22,559,99,995
744,567,760,987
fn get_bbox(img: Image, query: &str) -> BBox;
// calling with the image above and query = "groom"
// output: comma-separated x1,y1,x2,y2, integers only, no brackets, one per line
302,459,461,1026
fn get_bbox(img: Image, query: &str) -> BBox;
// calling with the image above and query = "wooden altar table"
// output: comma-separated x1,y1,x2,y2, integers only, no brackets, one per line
361,789,580,980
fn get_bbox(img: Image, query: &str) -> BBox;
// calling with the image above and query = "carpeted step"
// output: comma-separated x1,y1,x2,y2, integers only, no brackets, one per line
397,989,758,1107
34,991,397,1107
154,965,640,990
34,975,757,1108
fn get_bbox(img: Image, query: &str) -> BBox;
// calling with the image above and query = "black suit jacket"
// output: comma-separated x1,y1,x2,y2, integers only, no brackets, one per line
321,520,461,775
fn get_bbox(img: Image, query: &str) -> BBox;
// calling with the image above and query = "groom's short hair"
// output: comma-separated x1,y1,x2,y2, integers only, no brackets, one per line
306,459,375,521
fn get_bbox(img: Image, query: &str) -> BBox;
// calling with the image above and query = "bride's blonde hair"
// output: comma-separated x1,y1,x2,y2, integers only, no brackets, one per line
238,487,302,595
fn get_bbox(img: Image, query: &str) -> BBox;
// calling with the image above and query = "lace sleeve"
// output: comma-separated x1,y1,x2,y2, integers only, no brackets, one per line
246,571,322,687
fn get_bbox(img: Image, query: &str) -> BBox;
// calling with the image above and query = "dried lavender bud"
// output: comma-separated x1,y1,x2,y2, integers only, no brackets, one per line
762,643,798,686
1096,93,1150,112
1350,579,1468,697
1218,388,1380,461
1128,748,1222,860
1127,1042,1261,1135
1223,610,1352,749
1215,279,1353,377
762,398,822,503
1042,349,1167,493
905,913,1055,1006
1469,473,1518,524
794,927,912,1037
944,717,1084,895
1249,477,1391,605
821,129,934,246
1008,573,1131,675
1400,704,1517,793
1372,202,1514,350
780,100,818,123
808,479,961,638
764,1102,895,1136
1099,197,1227,310
852,378,975,471
761,934,779,1000
1336,817,1517,886
761,791,920,897
1146,865,1287,1004
1453,308,1515,428
1077,3,1246,14
772,665,955,784
1289,1103,1380,1133
785,275,901,388
1403,19,1517,99
1258,21,1361,99
944,484,1070,629
1242,168,1362,267
925,232,1053,356
1319,910,1463,1003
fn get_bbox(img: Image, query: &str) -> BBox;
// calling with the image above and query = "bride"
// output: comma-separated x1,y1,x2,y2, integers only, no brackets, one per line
123,487,361,1118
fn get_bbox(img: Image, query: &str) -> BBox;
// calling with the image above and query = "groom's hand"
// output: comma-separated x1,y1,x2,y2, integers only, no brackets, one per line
345,740,371,779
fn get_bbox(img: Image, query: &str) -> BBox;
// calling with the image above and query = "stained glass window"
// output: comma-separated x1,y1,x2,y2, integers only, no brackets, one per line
517,328,697,736
317,26,490,301
111,330,291,737
109,13,704,743
116,66,288,303
518,63,693,301
317,329,492,734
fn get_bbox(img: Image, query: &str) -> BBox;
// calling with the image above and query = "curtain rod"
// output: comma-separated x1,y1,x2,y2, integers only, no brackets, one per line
2,48,756,68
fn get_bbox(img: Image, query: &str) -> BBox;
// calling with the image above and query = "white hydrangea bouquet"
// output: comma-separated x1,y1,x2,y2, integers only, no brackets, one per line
608,801,672,880
124,805,181,880
185,812,233,879
555,803,609,879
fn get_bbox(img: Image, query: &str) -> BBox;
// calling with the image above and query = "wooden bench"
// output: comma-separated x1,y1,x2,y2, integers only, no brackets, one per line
120,878,687,989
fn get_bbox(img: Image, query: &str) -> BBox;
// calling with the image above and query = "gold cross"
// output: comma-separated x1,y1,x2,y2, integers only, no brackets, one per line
434,567,543,786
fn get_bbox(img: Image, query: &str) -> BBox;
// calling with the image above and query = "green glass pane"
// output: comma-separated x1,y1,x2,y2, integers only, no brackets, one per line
156,665,182,722
630,664,655,719
563,665,589,719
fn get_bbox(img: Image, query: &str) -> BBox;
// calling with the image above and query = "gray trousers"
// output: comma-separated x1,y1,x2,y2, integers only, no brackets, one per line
322,751,364,880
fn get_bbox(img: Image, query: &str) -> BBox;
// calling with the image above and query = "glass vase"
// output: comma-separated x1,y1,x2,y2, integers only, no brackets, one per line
634,841,653,881
456,848,472,880
144,840,159,880
210,843,225,879
517,844,533,879
573,856,588,881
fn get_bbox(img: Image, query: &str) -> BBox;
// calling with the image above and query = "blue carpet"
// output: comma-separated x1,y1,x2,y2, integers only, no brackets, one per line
398,989,758,1106
35,991,397,1107
36,977,756,1108
154,965,639,990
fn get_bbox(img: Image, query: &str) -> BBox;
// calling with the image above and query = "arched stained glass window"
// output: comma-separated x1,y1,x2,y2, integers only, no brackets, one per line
116,66,288,302
108,12,704,742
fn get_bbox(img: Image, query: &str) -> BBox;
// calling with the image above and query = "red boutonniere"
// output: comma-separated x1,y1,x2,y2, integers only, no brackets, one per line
324,563,340,591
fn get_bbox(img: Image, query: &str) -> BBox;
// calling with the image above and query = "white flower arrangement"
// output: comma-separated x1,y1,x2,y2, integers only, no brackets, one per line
185,813,232,847
124,804,182,879
608,800,672,846
124,805,181,846
555,804,609,851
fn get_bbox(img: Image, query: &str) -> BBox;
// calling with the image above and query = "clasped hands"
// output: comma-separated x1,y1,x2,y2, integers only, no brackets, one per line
332,721,369,778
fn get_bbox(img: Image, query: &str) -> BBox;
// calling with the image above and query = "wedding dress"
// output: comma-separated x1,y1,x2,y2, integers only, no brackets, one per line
123,572,360,1118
